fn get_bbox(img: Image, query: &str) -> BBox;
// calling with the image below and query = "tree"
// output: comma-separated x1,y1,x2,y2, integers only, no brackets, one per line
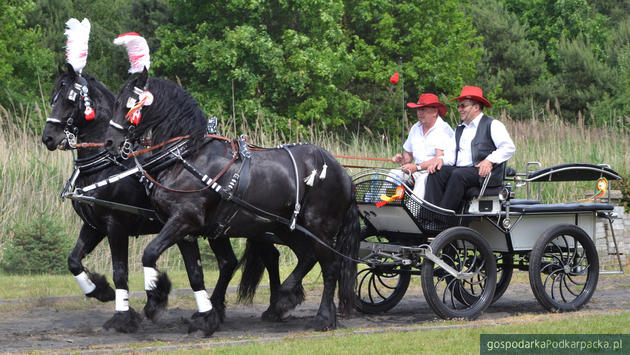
155,0,481,134
0,1,54,113
469,0,550,118
343,0,481,130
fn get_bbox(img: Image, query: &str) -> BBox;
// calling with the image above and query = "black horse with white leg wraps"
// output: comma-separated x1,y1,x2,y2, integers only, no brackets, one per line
41,64,282,335
104,68,360,330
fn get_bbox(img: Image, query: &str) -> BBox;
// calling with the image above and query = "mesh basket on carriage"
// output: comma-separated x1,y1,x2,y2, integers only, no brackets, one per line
353,170,462,237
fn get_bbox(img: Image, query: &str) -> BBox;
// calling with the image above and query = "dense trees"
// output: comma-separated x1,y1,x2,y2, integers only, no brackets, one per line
4,0,630,134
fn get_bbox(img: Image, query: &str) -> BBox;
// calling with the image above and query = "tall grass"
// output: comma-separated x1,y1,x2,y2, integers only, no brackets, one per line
1,103,628,275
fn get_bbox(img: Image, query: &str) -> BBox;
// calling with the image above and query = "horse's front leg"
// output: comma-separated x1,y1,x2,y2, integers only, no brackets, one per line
68,224,114,302
178,238,220,336
102,231,142,333
208,237,238,322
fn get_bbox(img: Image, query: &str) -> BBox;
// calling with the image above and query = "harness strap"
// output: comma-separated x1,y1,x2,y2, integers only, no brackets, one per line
282,145,302,230
146,139,239,194
206,140,253,237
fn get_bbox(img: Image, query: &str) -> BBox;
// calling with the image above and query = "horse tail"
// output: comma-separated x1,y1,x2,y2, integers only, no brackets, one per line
236,240,266,303
336,189,360,318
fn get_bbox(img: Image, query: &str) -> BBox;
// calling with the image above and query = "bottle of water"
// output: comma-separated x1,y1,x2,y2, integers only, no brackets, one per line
365,173,380,202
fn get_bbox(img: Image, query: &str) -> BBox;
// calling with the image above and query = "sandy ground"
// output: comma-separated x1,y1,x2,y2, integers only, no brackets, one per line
0,271,628,354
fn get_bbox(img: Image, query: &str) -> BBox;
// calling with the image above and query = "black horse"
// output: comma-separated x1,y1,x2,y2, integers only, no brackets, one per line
104,68,360,331
41,64,281,335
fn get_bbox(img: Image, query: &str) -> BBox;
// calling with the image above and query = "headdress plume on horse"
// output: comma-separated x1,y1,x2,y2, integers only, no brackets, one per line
114,33,151,73
64,18,95,120
64,18,90,74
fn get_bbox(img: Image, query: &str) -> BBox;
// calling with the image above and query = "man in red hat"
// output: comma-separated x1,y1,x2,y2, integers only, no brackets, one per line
390,93,454,198
425,86,515,210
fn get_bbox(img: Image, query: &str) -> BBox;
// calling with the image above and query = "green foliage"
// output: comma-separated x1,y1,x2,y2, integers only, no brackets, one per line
469,0,550,118
1,213,72,275
1,0,630,133
154,0,481,134
0,1,55,112
343,0,481,130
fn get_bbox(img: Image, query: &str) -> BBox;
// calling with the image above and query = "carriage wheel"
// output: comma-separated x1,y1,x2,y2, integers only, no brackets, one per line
421,227,496,320
492,252,513,303
449,251,512,306
528,224,599,312
355,226,411,314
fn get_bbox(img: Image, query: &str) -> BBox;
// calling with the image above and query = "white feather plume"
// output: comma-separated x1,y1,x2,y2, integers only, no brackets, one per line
64,18,91,73
113,33,150,74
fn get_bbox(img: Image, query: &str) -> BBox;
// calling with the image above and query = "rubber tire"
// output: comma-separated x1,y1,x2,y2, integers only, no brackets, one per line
355,226,411,314
528,224,599,312
421,226,497,320
492,252,513,303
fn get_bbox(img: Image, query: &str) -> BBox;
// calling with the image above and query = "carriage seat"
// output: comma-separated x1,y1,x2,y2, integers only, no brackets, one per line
509,203,614,214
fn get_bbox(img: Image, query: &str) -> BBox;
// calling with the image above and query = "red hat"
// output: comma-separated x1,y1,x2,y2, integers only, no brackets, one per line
406,93,447,117
450,86,491,107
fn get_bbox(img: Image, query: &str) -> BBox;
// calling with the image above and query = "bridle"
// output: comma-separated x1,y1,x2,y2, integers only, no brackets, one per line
109,84,153,158
46,75,95,149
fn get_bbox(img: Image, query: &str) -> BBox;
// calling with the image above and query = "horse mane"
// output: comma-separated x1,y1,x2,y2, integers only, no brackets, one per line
143,78,208,146
83,74,115,104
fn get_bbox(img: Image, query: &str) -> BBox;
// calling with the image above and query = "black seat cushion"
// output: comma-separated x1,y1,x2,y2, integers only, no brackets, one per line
464,185,502,200
509,203,614,213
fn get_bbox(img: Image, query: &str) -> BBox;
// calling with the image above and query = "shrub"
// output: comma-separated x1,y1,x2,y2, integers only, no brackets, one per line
1,213,72,275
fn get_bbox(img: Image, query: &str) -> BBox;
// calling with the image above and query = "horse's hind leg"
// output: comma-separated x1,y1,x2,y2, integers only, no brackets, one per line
177,238,220,336
262,235,316,321
68,224,114,302
309,246,339,331
103,231,142,333
208,237,238,322
237,240,282,319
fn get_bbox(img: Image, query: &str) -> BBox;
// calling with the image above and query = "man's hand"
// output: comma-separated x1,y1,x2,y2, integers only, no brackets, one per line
392,154,404,164
401,162,417,174
475,159,493,177
425,157,443,174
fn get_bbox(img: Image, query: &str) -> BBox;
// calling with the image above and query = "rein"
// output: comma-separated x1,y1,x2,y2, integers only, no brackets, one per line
138,138,239,194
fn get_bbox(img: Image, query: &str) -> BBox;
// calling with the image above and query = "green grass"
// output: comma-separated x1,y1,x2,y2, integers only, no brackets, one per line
85,312,630,354
0,263,323,301
1,103,629,274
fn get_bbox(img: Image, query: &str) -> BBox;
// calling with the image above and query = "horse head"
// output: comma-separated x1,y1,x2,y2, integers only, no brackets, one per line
42,63,113,151
105,68,207,156
104,67,151,156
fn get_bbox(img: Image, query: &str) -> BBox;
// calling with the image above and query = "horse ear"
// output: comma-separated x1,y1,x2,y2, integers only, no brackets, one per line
138,66,149,88
66,63,78,79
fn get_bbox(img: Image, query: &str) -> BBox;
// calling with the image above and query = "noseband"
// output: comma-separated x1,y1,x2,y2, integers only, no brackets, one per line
46,75,95,149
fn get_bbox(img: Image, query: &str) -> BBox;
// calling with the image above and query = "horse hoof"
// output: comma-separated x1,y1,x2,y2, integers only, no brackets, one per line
307,315,336,331
261,308,283,322
85,272,115,302
143,272,171,321
103,307,143,333
186,310,220,336
274,286,305,315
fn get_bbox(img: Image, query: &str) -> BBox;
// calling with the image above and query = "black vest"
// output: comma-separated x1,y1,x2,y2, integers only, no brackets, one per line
455,114,506,187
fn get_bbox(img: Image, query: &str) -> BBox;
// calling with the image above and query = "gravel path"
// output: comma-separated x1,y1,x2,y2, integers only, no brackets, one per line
0,272,628,353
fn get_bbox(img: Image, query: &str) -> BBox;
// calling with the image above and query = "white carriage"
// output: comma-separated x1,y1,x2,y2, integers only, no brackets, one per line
353,163,622,319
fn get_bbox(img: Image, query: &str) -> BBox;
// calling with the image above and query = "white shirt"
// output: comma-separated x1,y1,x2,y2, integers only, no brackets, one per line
443,113,515,166
403,116,454,164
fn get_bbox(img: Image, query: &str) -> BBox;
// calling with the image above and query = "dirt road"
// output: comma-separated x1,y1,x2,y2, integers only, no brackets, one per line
1,272,628,353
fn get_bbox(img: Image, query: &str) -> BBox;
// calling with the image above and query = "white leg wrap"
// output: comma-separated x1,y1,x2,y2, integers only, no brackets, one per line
144,267,159,291
74,271,96,294
115,289,130,312
194,290,213,313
